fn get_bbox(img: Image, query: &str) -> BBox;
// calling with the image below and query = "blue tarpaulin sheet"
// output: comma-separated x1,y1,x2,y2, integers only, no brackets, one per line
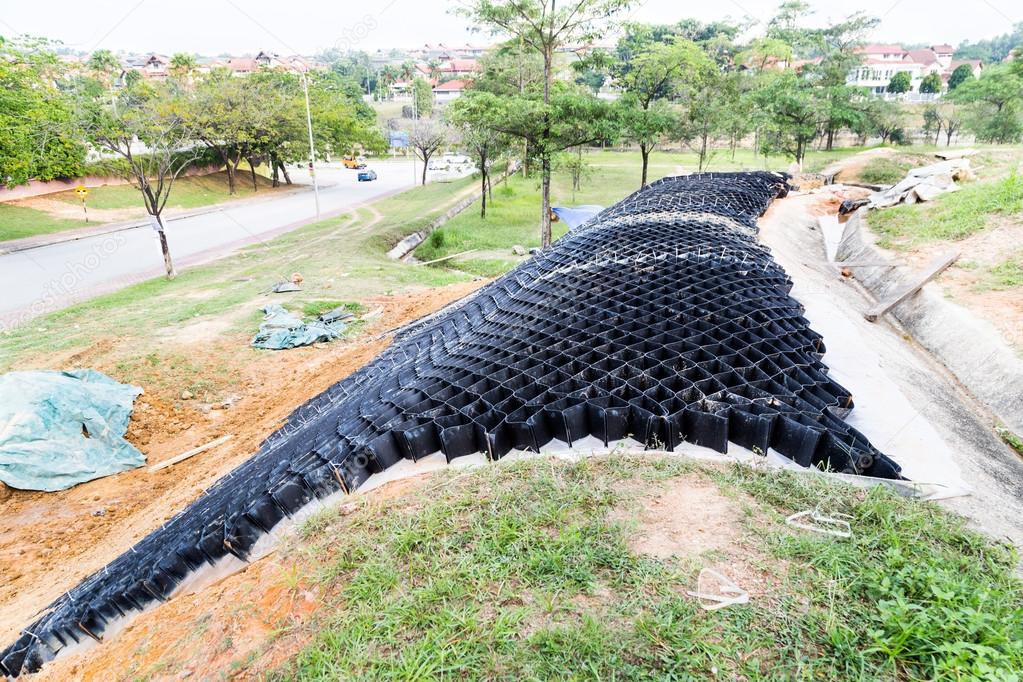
552,205,605,229
0,369,145,491
251,304,346,350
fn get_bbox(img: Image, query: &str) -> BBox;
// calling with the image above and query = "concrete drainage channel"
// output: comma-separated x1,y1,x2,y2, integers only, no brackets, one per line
2,171,908,676
837,209,1023,436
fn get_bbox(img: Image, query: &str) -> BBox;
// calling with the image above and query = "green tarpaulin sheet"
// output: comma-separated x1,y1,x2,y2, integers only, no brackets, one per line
251,304,346,350
0,369,145,492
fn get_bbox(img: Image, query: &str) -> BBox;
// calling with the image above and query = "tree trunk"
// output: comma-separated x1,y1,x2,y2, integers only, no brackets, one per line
540,154,552,248
825,126,835,151
248,158,258,191
225,163,236,195
421,154,429,186
279,161,292,185
640,144,650,187
271,155,280,188
480,167,487,218
155,214,176,279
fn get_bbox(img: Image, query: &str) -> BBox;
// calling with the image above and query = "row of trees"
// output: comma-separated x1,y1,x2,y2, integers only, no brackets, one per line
1,36,385,277
418,1,1023,248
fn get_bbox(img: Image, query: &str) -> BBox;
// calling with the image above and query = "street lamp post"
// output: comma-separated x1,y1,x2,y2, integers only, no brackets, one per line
301,71,321,218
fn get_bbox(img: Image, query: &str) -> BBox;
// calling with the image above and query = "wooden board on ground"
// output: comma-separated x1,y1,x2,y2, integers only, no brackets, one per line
148,435,234,473
864,252,959,322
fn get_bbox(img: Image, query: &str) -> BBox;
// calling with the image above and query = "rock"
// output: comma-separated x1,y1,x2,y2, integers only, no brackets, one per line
511,244,527,256
181,389,194,400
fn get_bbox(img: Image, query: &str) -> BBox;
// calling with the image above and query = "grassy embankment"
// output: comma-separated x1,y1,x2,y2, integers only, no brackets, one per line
0,170,290,243
227,456,1023,680
415,147,875,277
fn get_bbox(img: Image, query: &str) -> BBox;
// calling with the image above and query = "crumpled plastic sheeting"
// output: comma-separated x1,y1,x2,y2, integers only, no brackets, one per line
552,205,605,230
0,369,144,492
868,159,973,209
1,172,904,677
250,304,345,350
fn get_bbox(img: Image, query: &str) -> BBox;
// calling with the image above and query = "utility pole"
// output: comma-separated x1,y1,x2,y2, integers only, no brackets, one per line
302,71,321,218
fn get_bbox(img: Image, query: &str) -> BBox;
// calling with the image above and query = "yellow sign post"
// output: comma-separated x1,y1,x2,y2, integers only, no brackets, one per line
74,186,89,223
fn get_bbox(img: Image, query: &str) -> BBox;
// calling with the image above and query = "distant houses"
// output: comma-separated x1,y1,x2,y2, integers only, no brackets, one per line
847,43,983,97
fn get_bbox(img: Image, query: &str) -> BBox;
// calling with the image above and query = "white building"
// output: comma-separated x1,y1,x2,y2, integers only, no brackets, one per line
847,43,982,96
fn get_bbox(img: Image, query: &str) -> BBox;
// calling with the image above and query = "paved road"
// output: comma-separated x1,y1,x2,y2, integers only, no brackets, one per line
0,162,417,330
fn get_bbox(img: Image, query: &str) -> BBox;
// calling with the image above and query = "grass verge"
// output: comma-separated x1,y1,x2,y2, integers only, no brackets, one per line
0,202,89,241
250,456,1023,681
868,173,1023,250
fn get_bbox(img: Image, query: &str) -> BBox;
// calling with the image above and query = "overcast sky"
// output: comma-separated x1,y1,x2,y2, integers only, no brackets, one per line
1,0,1018,56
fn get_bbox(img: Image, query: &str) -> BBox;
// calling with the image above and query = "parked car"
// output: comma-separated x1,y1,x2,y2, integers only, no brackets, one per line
357,169,378,182
343,156,367,169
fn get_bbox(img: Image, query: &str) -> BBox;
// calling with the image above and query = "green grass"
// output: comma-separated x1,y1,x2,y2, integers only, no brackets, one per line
988,256,1023,289
869,174,1023,250
860,158,913,185
260,456,1023,681
0,202,89,241
997,426,1023,456
48,171,280,211
0,175,479,375
414,147,893,277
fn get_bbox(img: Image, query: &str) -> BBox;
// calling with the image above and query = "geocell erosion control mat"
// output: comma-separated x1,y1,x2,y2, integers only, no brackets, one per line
1,172,903,676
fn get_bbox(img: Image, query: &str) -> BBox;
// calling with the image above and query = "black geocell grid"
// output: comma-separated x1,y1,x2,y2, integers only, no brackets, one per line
0,171,903,676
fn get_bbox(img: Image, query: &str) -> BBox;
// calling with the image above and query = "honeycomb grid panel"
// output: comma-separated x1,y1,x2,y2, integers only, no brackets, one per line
0,171,902,676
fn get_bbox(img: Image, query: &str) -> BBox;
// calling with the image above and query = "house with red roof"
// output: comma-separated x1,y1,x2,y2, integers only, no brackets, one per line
848,43,982,96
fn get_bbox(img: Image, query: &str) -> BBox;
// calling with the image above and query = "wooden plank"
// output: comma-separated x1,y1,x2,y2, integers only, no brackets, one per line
415,249,479,266
148,435,234,473
864,252,959,322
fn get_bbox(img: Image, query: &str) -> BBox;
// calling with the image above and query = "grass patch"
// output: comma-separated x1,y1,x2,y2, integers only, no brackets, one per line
869,173,1023,249
860,157,912,185
988,256,1023,289
997,426,1023,456
0,202,89,241
261,457,1022,681
48,171,282,210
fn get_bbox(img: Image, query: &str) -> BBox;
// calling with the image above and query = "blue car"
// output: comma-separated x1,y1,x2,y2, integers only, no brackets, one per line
357,170,378,182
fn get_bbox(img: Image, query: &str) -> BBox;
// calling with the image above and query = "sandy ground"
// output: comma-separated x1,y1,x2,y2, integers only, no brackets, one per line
0,279,487,648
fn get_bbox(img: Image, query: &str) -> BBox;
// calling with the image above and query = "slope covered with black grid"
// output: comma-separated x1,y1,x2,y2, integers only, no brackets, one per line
0,171,902,676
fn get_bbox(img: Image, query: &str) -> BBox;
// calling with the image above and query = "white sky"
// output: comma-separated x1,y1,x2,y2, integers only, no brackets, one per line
0,0,1018,56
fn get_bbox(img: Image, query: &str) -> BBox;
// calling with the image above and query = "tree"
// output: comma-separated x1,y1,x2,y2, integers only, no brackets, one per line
887,71,911,95
169,53,198,80
76,80,199,278
0,37,86,188
487,88,619,243
955,22,1023,63
616,36,714,184
413,76,433,117
446,91,509,217
87,49,120,88
868,97,905,144
408,118,448,185
460,0,632,247
948,63,975,91
754,71,820,167
937,102,963,146
922,104,942,145
950,64,1023,143
555,148,593,201
919,71,943,94
618,99,675,186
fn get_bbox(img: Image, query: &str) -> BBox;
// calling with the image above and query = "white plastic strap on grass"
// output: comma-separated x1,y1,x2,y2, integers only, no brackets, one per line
686,568,750,611
785,510,853,538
